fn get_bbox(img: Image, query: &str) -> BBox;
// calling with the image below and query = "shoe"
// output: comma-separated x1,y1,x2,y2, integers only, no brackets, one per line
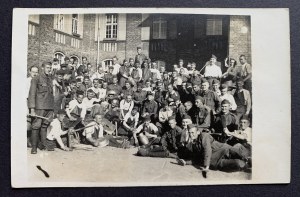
121,140,131,149
176,158,186,166
137,147,149,156
31,147,37,154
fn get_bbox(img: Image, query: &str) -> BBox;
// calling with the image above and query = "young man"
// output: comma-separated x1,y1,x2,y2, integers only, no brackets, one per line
233,79,252,121
28,61,54,154
121,80,134,99
154,81,166,107
77,56,88,76
120,94,134,120
219,84,237,111
53,69,68,115
133,83,147,111
119,59,133,88
212,79,221,96
82,89,102,118
104,66,115,85
194,96,211,131
135,46,147,64
66,90,87,127
130,62,143,85
118,107,140,140
165,84,180,104
133,114,159,147
45,110,71,151
141,91,158,122
83,114,130,148
178,59,188,75
107,77,122,96
183,101,197,123
239,55,252,92
199,79,221,114
176,124,248,175
137,117,181,158
156,101,174,135
203,54,222,79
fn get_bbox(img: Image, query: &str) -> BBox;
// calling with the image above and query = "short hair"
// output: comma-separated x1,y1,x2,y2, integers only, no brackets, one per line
76,90,84,96
112,56,118,60
129,58,134,62
42,61,52,67
83,76,90,80
93,78,99,83
184,101,193,106
29,65,39,72
239,55,246,59
87,89,95,94
82,56,87,61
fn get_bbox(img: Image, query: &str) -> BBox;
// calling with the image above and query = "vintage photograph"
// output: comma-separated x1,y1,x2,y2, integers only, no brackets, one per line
12,8,291,187
25,12,253,183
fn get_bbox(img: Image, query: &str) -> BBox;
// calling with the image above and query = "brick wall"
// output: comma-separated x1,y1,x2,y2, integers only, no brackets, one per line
125,14,143,60
228,16,252,64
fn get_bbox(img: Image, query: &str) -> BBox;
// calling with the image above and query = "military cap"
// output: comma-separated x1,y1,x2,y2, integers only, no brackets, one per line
76,90,84,96
236,79,244,84
53,58,59,62
107,90,117,95
70,79,77,84
192,80,202,86
187,124,197,130
147,91,154,96
168,116,176,121
60,63,67,68
76,78,82,82
56,69,65,76
186,83,192,88
221,99,231,105
195,96,204,103
182,114,192,120
211,54,217,59
212,79,220,84
87,89,95,94
201,78,209,84
220,84,228,90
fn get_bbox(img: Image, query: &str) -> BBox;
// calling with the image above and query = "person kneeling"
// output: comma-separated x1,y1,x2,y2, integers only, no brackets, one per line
45,110,70,151
83,113,131,149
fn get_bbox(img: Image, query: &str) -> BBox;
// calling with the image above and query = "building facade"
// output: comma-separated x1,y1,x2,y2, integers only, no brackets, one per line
27,13,251,71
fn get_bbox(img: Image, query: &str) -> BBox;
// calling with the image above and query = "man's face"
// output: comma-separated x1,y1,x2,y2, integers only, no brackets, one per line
74,60,78,65
237,81,244,90
230,59,235,66
173,64,178,70
57,114,66,122
179,68,185,75
93,81,99,88
129,59,134,65
147,94,154,101
87,65,92,71
112,58,117,64
188,127,199,140
30,67,39,78
95,115,103,124
193,85,200,92
160,66,165,73
201,82,209,91
64,74,71,80
84,79,90,85
152,63,157,69
137,49,142,54
240,119,250,130
163,73,168,79
191,64,196,69
221,103,230,114
137,86,142,92
212,83,219,91
70,82,76,89
131,109,138,116
126,95,132,102
145,82,151,87
144,120,151,126
82,58,88,65
182,119,191,129
195,99,204,108
102,82,108,89
221,88,228,96
167,85,173,92
87,92,94,99
125,82,131,89
113,78,118,84
65,60,70,65
172,71,177,78
56,74,63,82
179,61,183,67
210,58,216,64
76,95,84,103
111,100,118,108
76,81,82,87
239,56,246,64
168,119,177,129
157,83,162,90
43,64,52,75
184,103,192,112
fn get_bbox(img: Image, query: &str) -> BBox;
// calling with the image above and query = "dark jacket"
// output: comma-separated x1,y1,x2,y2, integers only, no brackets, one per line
28,73,54,110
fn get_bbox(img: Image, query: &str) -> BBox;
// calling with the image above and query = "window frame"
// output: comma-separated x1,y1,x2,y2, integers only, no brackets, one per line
72,14,79,35
55,14,64,31
152,17,167,39
206,18,223,36
105,14,118,39
54,52,65,65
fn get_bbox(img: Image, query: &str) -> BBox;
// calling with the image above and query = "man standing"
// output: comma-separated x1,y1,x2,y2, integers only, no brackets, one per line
28,61,54,154
135,46,147,64
234,79,251,121
200,79,221,114
239,55,252,92
203,55,222,87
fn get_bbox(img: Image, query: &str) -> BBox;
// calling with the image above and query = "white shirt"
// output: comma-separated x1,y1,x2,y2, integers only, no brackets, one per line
83,121,103,139
91,72,104,82
82,97,100,110
235,127,252,146
220,93,237,110
67,99,87,119
112,64,121,75
120,100,134,112
178,67,189,75
150,68,162,80
135,123,158,134
204,64,222,78
123,112,139,127
46,119,64,140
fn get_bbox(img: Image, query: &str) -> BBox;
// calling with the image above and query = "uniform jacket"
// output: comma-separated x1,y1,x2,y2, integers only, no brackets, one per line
28,73,54,110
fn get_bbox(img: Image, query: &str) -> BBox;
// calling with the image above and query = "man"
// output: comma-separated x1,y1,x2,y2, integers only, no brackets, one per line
135,46,147,64
133,83,147,111
179,82,194,103
183,101,197,124
137,117,181,158
104,99,122,126
118,107,140,140
233,79,251,121
77,56,88,76
188,62,197,75
219,84,237,111
200,79,221,114
121,80,134,99
91,65,105,82
203,55,222,87
226,114,251,156
141,91,158,121
111,56,121,76
51,58,60,74
82,89,102,119
156,101,174,135
66,90,87,124
28,61,54,154
83,114,130,148
165,84,180,104
53,69,68,115
130,62,143,86
211,99,238,142
190,70,202,86
119,59,132,88
45,109,70,151
178,59,189,75
133,114,159,147
212,79,221,96
239,55,252,92
176,124,248,174
194,96,211,131
104,66,115,85
120,94,134,120
171,70,183,87
154,81,166,107
88,78,101,99
107,77,122,96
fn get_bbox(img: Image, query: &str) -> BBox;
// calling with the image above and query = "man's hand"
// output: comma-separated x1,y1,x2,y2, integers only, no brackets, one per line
68,127,75,134
69,116,77,121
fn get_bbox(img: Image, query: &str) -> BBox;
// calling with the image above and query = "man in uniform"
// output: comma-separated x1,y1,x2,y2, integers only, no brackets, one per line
133,83,147,111
107,77,122,96
194,96,211,131
28,61,54,154
135,46,147,64
104,66,115,85
141,91,158,122
234,79,251,121
200,79,221,114
176,124,248,175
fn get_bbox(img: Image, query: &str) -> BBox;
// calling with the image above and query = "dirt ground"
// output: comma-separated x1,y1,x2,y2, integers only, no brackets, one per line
27,146,251,185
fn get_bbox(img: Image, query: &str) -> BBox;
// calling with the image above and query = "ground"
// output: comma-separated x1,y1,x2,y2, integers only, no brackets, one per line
27,146,251,185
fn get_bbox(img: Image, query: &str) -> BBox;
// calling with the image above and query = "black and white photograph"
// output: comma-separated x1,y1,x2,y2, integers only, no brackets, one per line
11,8,290,187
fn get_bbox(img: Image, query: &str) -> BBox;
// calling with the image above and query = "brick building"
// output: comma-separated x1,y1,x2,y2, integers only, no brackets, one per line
27,13,251,71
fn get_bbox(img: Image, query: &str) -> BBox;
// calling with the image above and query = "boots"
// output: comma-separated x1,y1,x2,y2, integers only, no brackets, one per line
31,129,39,154
40,127,47,150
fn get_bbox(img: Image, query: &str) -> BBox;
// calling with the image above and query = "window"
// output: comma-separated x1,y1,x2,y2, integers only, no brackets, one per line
152,17,167,39
54,52,65,65
55,14,64,31
103,42,117,52
28,23,36,36
106,14,118,39
72,14,78,34
101,59,113,71
55,32,65,44
71,38,80,48
206,18,222,35
70,55,79,64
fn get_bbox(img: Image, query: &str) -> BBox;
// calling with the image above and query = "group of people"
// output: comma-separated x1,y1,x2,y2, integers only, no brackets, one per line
27,46,252,176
